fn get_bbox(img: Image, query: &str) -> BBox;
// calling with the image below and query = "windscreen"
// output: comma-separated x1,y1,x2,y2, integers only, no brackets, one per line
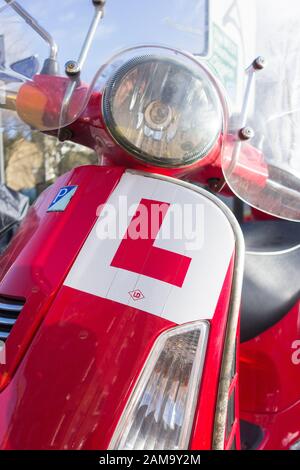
219,0,300,220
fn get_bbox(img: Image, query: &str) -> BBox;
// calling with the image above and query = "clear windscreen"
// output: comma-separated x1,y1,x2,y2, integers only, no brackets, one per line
218,0,300,221
0,0,209,132
0,0,99,131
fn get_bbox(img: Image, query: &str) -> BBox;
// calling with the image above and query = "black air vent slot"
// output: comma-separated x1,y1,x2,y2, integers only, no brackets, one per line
0,296,24,342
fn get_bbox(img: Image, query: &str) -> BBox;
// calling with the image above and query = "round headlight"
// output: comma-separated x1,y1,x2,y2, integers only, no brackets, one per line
102,48,223,168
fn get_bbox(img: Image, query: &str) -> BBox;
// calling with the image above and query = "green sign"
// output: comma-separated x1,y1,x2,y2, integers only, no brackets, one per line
208,24,238,102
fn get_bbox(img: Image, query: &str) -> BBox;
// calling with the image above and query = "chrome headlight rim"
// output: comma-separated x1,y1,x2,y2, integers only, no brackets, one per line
101,47,225,169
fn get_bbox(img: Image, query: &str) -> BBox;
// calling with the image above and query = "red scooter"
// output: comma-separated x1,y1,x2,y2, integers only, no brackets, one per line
0,0,300,451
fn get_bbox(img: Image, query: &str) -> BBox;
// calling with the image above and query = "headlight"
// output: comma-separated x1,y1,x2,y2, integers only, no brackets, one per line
102,47,223,167
109,321,209,450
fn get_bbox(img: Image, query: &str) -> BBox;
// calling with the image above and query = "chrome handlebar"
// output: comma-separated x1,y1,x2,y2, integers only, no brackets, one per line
0,90,17,111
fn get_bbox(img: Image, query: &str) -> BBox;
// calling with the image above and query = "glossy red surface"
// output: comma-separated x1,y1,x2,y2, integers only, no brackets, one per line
240,301,300,414
251,207,278,221
0,265,235,450
240,302,300,450
0,288,172,449
3,73,292,451
190,254,236,450
0,165,236,449
242,398,300,450
0,166,124,390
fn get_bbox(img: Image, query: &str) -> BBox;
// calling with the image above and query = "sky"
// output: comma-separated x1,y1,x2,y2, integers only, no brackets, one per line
0,0,209,82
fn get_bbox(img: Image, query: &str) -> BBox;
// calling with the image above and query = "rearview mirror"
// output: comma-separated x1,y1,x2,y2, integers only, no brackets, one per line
10,55,39,79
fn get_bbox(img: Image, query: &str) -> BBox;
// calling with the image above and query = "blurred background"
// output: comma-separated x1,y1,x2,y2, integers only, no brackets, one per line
2,128,97,203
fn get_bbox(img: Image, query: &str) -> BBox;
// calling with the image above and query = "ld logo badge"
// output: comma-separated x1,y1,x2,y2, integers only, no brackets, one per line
129,289,145,301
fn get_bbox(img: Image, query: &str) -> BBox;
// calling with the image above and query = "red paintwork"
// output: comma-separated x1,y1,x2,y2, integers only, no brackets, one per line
0,166,236,449
2,72,297,451
240,301,300,449
242,399,300,450
251,207,278,221
240,302,300,414
0,288,173,449
0,166,125,390
111,199,191,287
0,269,235,450
190,254,237,450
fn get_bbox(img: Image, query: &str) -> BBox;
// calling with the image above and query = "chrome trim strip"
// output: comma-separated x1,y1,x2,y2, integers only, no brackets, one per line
125,170,245,450
0,316,16,326
0,302,23,313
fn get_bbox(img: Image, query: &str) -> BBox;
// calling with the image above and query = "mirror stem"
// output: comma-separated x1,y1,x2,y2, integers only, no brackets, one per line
77,1,106,72
58,0,106,137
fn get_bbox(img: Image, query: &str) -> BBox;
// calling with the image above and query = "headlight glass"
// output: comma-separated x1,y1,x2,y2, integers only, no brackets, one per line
102,47,224,167
109,321,209,450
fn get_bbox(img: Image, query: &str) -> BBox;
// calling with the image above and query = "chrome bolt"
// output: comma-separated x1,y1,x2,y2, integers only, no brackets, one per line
65,60,80,76
253,56,266,70
239,126,255,141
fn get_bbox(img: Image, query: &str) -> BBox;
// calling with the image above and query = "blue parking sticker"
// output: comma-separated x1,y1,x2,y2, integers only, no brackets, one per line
47,186,78,212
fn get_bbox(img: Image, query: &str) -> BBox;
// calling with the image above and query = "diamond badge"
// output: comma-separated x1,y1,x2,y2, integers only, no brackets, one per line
129,289,145,301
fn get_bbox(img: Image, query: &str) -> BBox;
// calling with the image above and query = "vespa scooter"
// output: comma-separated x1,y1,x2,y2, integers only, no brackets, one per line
0,0,299,450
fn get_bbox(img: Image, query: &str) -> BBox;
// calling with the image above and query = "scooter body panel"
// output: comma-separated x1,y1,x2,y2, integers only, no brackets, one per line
240,301,300,449
0,166,124,391
0,167,237,449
